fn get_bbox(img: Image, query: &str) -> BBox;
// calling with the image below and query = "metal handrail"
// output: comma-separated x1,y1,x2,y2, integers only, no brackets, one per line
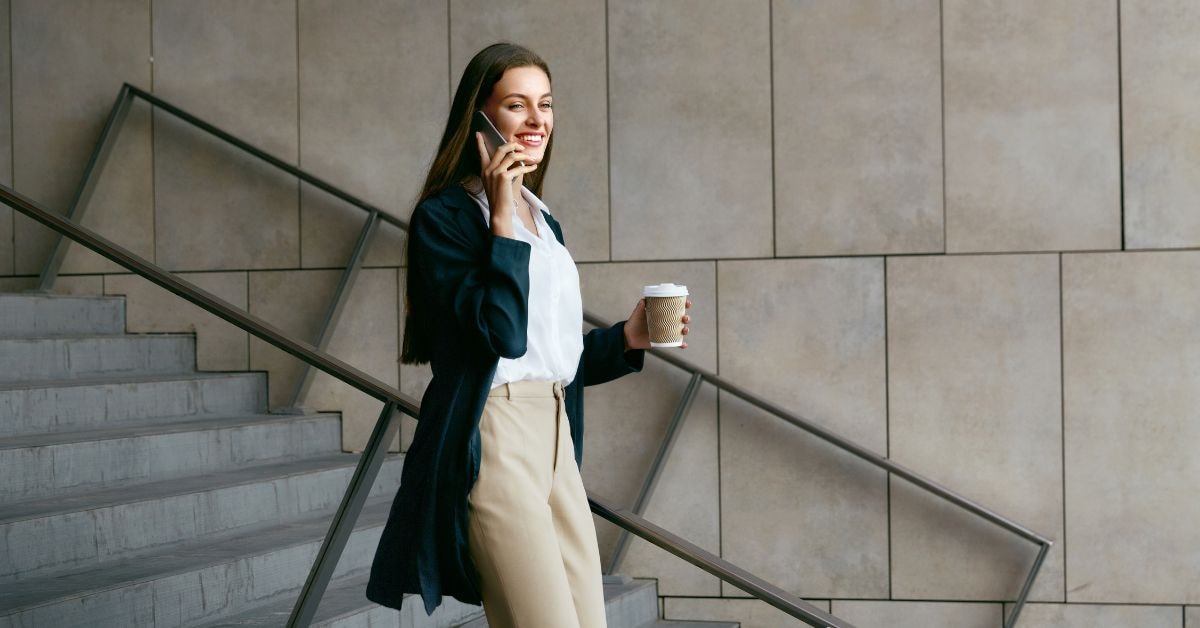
29,83,1052,628
1,183,852,627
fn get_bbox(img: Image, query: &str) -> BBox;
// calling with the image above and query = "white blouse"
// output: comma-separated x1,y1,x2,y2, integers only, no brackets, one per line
468,185,584,388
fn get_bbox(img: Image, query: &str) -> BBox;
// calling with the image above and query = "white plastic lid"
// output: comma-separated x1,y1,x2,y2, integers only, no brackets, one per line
642,283,689,298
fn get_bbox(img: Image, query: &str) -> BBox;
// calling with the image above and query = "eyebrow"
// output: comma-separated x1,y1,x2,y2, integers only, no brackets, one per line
501,92,553,100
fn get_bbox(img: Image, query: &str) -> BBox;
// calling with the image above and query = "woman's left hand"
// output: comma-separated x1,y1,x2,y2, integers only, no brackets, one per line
623,298,692,351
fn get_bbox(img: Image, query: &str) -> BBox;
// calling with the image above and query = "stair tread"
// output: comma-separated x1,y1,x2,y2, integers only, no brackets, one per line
452,579,659,628
0,411,339,450
0,496,394,614
0,451,398,525
205,576,672,628
0,332,192,341
0,370,259,392
650,622,740,628
200,572,482,628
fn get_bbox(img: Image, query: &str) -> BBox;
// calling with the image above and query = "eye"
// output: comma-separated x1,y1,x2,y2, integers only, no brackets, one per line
540,102,553,110
508,103,525,110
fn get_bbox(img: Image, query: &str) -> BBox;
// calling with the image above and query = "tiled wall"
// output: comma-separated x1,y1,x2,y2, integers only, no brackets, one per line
2,1,1198,626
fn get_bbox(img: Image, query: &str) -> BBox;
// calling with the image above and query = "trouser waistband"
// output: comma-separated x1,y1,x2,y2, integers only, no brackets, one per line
488,380,565,399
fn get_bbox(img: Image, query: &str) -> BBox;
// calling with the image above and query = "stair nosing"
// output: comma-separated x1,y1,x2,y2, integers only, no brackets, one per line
0,451,402,525
0,411,340,449
0,370,264,392
0,332,194,341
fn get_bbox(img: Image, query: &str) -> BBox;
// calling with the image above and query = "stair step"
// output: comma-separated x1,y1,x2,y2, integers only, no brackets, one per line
0,294,125,337
0,334,196,383
451,578,661,628
205,576,687,628
0,372,267,436
201,573,481,628
0,412,342,503
0,453,404,582
0,498,395,627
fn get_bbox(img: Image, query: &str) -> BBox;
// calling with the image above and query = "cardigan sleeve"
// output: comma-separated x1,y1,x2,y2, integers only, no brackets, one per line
410,203,532,359
580,320,645,386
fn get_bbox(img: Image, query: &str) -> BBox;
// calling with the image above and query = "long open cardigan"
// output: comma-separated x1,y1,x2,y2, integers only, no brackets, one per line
366,184,644,614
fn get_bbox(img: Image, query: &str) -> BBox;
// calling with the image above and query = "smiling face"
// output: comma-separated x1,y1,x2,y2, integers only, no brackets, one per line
480,65,554,164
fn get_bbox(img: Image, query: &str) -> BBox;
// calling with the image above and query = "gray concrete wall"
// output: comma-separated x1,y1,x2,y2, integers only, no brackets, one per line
2,1,1198,625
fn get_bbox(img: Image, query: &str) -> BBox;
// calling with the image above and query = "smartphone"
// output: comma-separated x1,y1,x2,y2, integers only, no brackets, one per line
472,110,524,167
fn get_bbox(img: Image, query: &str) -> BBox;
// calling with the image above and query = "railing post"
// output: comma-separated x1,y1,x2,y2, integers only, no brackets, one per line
606,371,703,575
35,84,135,293
287,402,400,628
1005,539,1051,628
284,209,380,413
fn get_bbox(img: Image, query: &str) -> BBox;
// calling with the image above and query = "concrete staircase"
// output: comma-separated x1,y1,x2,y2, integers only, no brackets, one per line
0,294,738,628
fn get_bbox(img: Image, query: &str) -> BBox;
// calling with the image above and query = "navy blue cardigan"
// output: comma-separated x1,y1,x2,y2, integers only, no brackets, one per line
366,184,644,614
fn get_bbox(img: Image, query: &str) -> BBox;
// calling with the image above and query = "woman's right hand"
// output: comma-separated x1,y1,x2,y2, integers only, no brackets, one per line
475,131,537,238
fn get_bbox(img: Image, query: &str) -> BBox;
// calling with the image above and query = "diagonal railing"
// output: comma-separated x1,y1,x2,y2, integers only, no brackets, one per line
3,185,847,627
30,83,1053,628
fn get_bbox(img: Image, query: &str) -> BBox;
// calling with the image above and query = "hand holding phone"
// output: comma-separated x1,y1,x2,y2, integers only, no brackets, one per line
472,110,525,168
471,110,537,238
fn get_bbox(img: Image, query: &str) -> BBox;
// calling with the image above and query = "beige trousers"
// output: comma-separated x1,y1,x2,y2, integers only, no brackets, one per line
467,380,607,628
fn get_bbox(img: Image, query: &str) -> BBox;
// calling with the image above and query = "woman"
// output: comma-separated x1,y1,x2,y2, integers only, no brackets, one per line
366,43,691,627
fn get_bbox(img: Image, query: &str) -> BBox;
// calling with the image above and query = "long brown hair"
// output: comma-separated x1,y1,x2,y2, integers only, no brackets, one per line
401,43,554,365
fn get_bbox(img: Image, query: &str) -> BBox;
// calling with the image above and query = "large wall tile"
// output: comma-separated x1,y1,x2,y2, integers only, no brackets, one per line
584,366,719,594
11,0,152,274
773,0,943,256
59,99,155,275
1188,607,1197,625
1005,602,1181,628
300,184,406,269
831,600,1001,628
1062,251,1200,604
297,0,445,268
664,596,830,628
104,271,249,371
888,254,1064,601
247,269,339,411
943,0,1120,253
0,0,12,275
612,382,720,596
152,0,299,271
1121,1,1200,249
577,261,716,372
153,0,297,158
609,0,772,260
248,268,399,451
718,258,888,598
304,268,398,452
576,261,716,594
451,0,609,262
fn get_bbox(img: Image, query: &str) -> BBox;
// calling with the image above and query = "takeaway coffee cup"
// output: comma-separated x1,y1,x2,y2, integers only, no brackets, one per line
642,283,689,347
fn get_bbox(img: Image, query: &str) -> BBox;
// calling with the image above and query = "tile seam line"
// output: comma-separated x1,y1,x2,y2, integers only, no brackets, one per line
149,0,157,267
769,0,776,259
295,0,303,269
606,0,612,262
1058,252,1068,604
939,0,947,254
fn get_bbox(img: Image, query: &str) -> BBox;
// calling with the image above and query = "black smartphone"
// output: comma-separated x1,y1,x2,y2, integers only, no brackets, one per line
472,110,524,167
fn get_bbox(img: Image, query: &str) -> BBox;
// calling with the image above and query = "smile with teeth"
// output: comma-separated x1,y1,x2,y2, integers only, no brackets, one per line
515,133,544,146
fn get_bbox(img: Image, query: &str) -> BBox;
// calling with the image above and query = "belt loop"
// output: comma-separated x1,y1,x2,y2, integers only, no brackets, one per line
505,382,512,400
